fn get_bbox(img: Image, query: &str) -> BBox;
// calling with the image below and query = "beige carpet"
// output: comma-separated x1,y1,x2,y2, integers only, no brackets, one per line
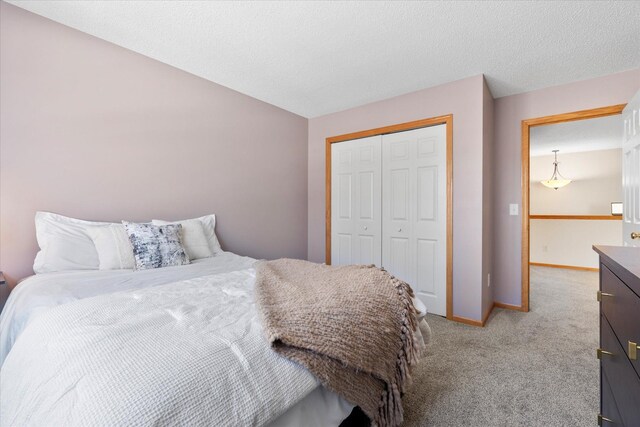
403,266,599,426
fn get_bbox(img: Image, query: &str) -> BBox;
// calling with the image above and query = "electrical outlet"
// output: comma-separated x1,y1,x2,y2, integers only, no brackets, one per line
487,273,491,287
509,204,519,216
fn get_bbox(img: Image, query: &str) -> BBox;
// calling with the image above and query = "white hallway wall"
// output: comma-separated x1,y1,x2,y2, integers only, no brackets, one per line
529,148,622,268
530,220,621,268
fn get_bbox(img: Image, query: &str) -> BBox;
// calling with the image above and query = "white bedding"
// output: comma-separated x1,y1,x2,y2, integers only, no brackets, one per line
0,252,256,362
0,252,354,426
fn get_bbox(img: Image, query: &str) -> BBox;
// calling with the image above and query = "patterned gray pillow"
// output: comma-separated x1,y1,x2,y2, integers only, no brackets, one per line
122,222,190,270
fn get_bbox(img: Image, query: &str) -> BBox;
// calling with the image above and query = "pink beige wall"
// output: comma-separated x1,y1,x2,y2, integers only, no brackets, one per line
482,79,494,320
0,2,308,284
308,75,490,321
493,69,640,307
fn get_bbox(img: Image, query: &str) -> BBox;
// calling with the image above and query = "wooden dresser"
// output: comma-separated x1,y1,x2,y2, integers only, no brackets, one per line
593,246,640,426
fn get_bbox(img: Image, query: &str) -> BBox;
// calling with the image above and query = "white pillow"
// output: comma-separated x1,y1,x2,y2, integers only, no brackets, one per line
152,214,221,256
33,212,109,273
86,224,136,270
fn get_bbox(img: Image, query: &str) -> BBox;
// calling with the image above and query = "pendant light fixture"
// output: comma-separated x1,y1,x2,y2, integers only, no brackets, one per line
540,150,571,190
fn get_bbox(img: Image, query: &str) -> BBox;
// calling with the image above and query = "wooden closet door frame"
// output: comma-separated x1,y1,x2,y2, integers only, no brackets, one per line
325,115,454,320
520,104,626,312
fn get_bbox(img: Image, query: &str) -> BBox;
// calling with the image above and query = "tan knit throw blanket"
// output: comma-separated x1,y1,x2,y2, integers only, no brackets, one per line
255,259,421,427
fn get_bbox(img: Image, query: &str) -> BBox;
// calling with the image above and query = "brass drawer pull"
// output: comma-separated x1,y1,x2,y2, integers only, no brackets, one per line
597,291,614,302
597,348,614,359
629,341,639,360
631,231,640,240
598,414,615,425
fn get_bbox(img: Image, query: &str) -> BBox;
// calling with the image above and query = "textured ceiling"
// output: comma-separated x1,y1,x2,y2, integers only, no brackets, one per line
7,1,640,118
530,114,622,157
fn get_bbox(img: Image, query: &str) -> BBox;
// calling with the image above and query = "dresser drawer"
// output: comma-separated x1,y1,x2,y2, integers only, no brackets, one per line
602,369,623,426
600,314,640,426
601,265,640,377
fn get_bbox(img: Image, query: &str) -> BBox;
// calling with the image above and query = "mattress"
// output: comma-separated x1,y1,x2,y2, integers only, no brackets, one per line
0,252,354,426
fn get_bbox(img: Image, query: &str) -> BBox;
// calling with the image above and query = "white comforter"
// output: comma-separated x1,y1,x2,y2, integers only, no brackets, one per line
0,253,349,426
0,252,258,363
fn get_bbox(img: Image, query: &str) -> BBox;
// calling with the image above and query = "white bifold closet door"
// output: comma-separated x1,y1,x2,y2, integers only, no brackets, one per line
331,135,382,266
382,124,447,316
330,125,447,316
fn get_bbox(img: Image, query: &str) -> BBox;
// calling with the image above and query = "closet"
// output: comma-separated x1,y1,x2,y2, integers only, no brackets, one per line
330,124,448,316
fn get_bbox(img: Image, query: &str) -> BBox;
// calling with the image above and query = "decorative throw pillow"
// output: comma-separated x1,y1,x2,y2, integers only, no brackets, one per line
152,214,222,254
122,222,190,270
87,224,136,270
149,219,212,260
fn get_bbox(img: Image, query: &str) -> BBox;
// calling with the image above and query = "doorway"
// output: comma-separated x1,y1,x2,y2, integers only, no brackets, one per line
521,104,626,310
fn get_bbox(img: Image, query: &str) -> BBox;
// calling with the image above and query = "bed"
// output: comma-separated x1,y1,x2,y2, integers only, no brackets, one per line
0,252,355,426
0,212,428,426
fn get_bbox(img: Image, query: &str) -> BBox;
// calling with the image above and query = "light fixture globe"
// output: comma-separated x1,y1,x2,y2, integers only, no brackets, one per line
540,150,571,190
540,178,572,190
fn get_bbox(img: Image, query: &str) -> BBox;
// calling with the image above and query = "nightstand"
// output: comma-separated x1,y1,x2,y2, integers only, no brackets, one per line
0,272,10,314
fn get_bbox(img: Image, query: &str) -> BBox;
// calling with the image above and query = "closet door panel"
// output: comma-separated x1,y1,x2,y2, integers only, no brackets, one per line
416,239,436,295
382,124,447,316
358,235,375,265
414,125,447,316
389,237,410,282
391,169,410,220
331,136,382,267
336,234,352,265
337,174,352,219
417,166,437,221
359,172,374,219
332,142,355,265
383,134,412,286
354,136,382,266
